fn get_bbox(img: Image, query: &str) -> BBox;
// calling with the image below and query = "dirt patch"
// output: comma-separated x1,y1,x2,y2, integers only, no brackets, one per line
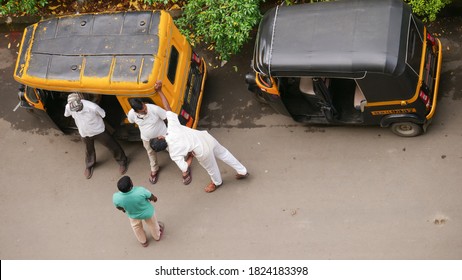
36,0,186,17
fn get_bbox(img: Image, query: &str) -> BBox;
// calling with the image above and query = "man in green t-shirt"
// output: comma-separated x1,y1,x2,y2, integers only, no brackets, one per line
113,175,164,247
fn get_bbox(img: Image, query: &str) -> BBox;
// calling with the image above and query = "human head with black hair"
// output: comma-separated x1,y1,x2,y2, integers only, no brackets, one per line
129,98,145,112
117,175,133,193
150,137,168,152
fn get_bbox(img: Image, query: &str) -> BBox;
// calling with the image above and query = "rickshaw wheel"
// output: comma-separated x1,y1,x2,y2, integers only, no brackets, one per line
390,122,423,137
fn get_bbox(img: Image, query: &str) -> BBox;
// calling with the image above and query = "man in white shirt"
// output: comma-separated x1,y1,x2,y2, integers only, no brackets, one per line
64,93,128,179
127,99,167,184
150,81,248,193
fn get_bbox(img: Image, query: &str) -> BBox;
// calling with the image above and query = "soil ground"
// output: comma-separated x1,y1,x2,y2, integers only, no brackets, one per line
35,0,183,16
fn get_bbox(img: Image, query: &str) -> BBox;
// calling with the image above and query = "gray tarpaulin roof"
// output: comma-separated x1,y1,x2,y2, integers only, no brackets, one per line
253,0,411,77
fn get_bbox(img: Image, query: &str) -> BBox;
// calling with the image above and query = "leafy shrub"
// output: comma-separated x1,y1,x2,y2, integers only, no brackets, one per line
176,0,262,61
0,0,48,16
283,0,452,21
405,0,452,22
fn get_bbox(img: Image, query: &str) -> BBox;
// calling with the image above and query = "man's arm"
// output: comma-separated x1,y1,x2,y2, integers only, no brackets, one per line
170,152,193,175
148,194,158,202
154,81,172,111
126,109,136,124
64,104,71,117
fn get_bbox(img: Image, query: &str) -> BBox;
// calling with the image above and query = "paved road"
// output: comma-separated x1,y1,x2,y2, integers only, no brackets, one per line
0,15,461,260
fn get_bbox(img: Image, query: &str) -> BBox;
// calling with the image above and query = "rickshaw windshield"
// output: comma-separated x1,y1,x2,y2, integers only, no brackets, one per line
406,16,425,76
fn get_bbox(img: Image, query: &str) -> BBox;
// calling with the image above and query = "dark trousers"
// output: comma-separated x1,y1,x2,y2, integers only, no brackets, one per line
83,130,127,169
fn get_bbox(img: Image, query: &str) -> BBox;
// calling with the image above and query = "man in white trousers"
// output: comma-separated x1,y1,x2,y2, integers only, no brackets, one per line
150,81,249,193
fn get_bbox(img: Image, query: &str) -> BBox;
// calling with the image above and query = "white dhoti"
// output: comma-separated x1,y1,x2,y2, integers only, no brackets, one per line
196,132,247,186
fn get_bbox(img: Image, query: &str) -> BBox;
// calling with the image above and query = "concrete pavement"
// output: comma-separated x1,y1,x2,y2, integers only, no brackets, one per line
1,11,462,260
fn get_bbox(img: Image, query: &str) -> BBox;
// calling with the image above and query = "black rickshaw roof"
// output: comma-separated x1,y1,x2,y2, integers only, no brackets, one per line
253,0,412,77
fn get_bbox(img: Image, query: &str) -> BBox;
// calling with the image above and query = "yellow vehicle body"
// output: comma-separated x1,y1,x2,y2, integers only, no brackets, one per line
14,10,207,139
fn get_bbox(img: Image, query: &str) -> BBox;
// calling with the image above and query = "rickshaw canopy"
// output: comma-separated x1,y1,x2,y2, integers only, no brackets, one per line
15,11,168,95
253,0,413,78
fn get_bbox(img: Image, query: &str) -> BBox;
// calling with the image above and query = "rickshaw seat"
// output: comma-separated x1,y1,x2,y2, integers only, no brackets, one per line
299,77,316,96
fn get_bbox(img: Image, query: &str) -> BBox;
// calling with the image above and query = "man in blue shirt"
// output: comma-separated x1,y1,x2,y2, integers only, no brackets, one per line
113,175,164,247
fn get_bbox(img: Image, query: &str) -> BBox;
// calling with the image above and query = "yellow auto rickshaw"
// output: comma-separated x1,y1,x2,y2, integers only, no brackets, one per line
14,10,207,140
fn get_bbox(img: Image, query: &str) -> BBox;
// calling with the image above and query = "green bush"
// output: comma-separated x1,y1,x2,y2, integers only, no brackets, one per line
405,0,452,22
0,0,48,16
284,0,452,21
175,0,262,61
1,0,453,59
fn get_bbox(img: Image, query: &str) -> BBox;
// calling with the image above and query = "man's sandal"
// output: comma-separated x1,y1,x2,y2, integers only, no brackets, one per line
235,172,249,179
182,167,192,185
157,221,165,241
149,169,159,184
204,182,222,193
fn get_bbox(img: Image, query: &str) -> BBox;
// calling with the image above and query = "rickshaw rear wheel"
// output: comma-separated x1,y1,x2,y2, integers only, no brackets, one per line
390,122,423,137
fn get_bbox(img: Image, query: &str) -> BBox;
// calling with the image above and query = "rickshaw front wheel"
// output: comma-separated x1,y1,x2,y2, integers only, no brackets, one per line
390,122,423,137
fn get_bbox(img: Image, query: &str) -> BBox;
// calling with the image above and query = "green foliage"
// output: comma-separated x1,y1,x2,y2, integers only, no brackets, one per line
1,0,454,58
176,0,262,61
283,0,452,22
0,0,48,16
405,0,452,22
